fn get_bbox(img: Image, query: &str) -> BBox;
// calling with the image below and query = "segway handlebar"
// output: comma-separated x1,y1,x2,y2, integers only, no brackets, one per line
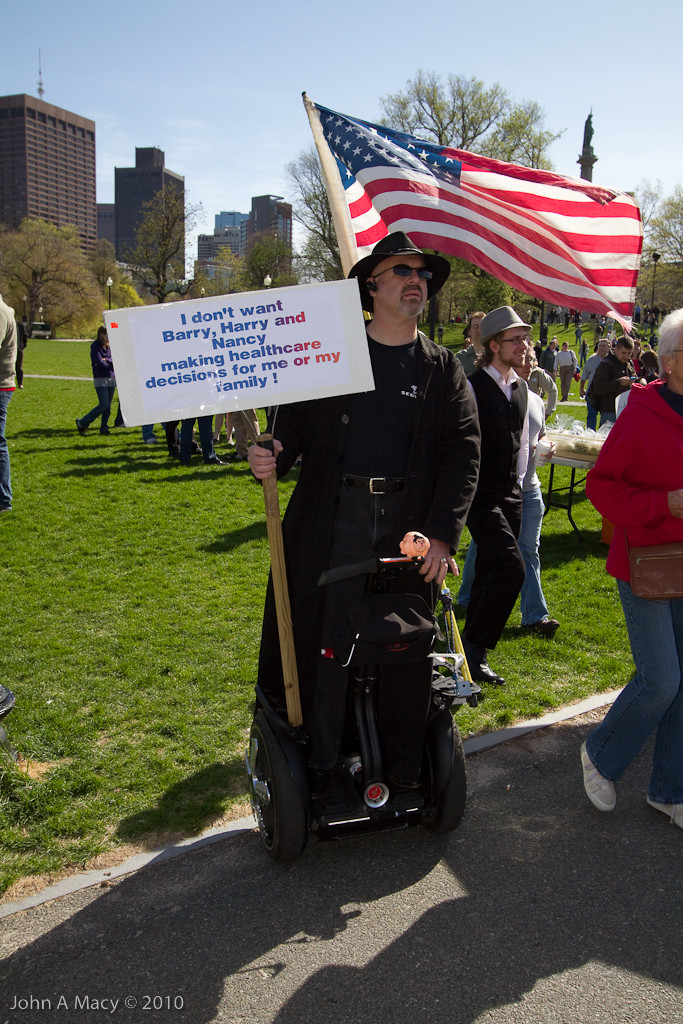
318,556,423,587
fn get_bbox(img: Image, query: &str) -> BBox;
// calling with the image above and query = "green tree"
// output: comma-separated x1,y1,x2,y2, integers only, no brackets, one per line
125,187,201,303
380,70,509,149
480,100,562,170
242,233,298,291
90,238,118,290
88,238,143,314
379,70,562,164
635,185,683,310
649,185,683,264
0,218,101,334
634,178,663,238
284,148,343,282
193,245,246,298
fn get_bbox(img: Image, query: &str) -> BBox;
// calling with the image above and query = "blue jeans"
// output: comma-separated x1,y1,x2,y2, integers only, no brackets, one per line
81,382,115,432
585,397,599,431
586,579,683,804
0,390,12,509
518,485,549,625
180,416,215,462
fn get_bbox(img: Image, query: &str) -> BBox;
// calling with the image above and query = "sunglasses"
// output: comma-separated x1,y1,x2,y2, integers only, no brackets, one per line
372,264,434,282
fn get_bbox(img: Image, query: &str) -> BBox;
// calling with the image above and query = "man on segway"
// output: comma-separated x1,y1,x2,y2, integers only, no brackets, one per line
248,232,480,800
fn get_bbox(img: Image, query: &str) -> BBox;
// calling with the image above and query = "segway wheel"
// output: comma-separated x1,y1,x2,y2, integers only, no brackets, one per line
421,709,467,833
247,710,308,863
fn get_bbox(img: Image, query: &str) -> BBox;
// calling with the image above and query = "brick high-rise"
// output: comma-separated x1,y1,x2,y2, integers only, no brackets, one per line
0,93,97,251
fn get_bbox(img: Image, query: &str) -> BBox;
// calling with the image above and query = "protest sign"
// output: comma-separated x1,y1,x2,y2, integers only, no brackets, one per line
104,279,374,426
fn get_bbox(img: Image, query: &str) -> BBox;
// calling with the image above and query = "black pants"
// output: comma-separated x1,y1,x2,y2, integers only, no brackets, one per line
465,493,525,650
15,346,24,387
165,420,179,454
308,485,432,784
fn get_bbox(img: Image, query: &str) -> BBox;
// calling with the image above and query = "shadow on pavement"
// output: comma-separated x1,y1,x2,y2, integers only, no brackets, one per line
1,716,681,1023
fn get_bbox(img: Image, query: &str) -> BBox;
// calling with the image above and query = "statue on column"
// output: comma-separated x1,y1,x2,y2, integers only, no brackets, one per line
578,112,597,181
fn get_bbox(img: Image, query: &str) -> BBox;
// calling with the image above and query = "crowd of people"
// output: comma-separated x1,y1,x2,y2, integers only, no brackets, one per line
3,250,681,831
74,325,259,464
247,243,681,825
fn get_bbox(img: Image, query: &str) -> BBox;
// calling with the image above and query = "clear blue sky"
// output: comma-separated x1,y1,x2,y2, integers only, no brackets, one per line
2,0,680,251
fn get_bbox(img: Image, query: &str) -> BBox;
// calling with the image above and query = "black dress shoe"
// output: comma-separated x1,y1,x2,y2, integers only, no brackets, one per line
528,618,560,636
204,455,226,465
469,660,505,685
462,637,505,685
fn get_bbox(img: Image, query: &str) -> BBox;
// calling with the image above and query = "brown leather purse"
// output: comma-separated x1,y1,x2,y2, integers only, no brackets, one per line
629,541,683,600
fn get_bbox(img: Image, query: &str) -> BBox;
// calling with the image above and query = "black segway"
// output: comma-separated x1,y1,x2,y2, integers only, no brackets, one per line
246,555,480,863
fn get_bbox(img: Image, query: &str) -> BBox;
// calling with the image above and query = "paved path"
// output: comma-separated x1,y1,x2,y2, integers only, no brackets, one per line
1,708,680,1024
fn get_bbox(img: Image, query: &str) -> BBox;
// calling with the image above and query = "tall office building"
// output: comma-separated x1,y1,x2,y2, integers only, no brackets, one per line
248,195,292,249
197,225,243,261
0,93,97,251
97,203,116,246
114,147,184,269
215,210,249,231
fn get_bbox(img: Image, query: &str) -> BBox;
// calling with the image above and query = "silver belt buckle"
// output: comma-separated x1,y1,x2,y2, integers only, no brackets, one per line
368,477,385,494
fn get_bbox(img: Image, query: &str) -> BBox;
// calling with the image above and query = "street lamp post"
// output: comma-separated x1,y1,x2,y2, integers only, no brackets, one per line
22,295,27,321
650,252,660,311
106,277,113,310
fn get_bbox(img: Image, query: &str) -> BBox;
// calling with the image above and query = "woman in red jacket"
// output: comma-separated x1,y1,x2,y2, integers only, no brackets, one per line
582,309,683,830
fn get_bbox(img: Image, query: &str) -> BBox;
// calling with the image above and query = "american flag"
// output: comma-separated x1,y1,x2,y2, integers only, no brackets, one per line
305,98,643,323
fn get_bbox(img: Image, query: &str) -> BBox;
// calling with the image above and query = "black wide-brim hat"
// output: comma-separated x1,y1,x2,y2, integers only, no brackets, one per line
348,231,451,312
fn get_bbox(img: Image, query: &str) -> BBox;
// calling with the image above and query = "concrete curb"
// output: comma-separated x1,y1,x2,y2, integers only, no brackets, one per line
462,689,620,754
0,817,256,920
0,690,620,920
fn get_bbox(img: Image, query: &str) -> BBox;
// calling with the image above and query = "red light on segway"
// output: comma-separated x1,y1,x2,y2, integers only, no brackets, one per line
367,784,382,801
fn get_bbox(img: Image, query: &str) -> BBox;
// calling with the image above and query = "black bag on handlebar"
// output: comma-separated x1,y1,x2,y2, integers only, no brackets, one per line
336,593,439,667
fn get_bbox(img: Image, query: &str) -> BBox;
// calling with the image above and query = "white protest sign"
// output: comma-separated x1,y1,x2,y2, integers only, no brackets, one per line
104,279,374,426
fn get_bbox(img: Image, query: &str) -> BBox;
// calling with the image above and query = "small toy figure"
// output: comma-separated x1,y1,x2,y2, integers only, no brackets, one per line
399,531,430,558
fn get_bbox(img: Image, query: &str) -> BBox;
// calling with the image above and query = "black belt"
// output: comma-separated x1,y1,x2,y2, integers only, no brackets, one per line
341,475,405,494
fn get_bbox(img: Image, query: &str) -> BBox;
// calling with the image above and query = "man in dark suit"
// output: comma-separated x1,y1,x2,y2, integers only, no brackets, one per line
462,306,530,685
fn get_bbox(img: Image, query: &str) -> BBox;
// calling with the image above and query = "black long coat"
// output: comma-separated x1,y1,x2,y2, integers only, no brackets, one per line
256,333,481,720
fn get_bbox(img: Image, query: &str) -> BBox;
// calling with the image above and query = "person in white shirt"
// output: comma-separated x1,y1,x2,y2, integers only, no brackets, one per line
516,348,559,634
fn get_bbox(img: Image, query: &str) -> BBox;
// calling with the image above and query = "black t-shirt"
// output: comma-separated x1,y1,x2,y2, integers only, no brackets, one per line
343,337,419,477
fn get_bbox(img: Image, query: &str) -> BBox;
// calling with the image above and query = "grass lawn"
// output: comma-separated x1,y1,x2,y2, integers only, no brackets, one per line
0,335,632,897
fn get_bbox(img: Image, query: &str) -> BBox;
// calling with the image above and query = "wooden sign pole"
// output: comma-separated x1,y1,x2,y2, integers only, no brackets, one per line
242,414,303,728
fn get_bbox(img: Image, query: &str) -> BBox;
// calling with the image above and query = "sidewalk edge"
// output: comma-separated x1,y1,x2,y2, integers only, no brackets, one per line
0,690,620,919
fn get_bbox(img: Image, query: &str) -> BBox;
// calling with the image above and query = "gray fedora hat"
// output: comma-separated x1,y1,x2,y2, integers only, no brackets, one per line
479,305,531,344
348,231,451,312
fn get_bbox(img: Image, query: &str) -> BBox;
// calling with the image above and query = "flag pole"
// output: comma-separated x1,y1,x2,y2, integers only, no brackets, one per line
241,411,303,728
302,92,359,277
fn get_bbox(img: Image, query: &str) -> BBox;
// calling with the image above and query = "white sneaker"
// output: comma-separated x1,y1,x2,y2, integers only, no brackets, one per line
647,798,683,829
580,742,616,812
